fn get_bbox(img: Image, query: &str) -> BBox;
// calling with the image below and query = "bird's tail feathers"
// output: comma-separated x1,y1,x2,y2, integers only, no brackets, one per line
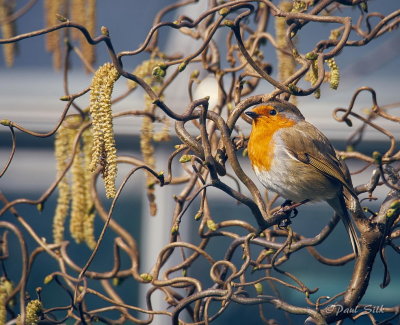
327,197,361,257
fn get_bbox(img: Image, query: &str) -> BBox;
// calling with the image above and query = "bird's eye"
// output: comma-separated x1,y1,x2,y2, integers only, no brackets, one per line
269,109,277,116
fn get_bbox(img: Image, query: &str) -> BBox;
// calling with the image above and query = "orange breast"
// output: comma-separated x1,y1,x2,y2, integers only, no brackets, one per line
247,116,295,171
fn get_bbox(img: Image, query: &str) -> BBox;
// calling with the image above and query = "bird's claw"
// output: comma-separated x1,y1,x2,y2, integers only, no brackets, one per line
278,218,292,229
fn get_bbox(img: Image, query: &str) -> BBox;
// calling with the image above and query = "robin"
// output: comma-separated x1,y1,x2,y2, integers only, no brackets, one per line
246,100,361,256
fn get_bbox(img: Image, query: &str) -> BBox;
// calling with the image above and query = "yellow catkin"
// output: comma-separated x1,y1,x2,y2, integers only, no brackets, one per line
0,0,17,67
276,1,295,82
127,58,165,215
53,124,75,244
276,1,297,104
0,294,5,325
54,117,97,248
70,0,85,40
141,104,157,216
89,63,120,199
326,57,340,90
139,61,164,216
44,0,66,70
71,0,96,71
305,60,320,99
153,118,171,142
0,278,13,325
70,144,85,243
82,128,96,249
84,0,96,69
16,300,42,325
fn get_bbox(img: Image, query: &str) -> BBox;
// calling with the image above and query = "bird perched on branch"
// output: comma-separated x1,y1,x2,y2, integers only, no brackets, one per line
246,100,361,256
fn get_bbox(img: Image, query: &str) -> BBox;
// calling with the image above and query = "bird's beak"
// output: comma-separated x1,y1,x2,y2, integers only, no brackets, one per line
245,111,259,119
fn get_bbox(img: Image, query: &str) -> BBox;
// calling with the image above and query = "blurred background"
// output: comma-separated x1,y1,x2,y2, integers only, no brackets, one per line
0,1,399,324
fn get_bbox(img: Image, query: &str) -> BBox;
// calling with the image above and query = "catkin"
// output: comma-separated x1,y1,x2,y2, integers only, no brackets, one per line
0,278,13,325
0,0,17,67
326,58,340,90
44,0,67,70
306,60,320,99
84,0,96,68
70,144,86,243
276,1,297,104
70,0,85,40
0,294,5,325
53,124,75,244
54,118,97,248
70,0,96,71
16,300,41,325
275,1,296,83
89,63,120,199
82,128,96,249
141,98,157,216
153,118,171,142
127,58,166,215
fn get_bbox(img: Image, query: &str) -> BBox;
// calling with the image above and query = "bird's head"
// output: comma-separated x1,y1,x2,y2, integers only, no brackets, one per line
245,101,305,128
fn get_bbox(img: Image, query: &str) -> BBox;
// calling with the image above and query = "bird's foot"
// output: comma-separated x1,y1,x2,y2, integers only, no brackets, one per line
278,217,292,229
279,200,299,219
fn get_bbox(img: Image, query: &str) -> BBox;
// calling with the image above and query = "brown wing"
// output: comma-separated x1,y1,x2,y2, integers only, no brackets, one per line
279,121,358,199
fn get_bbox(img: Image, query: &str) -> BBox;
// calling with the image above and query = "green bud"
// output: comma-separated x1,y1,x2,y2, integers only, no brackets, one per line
219,7,230,16
56,14,68,22
112,277,121,286
194,210,203,221
0,119,11,126
360,1,368,12
223,19,234,27
101,26,109,36
265,249,275,256
59,95,71,101
171,224,179,235
288,83,299,94
140,273,153,283
179,154,192,163
254,283,263,295
305,52,318,60
207,219,218,231
372,151,382,164
36,202,44,212
44,275,54,284
178,62,187,72
152,66,166,78
386,208,396,218
191,70,200,79
346,145,354,152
